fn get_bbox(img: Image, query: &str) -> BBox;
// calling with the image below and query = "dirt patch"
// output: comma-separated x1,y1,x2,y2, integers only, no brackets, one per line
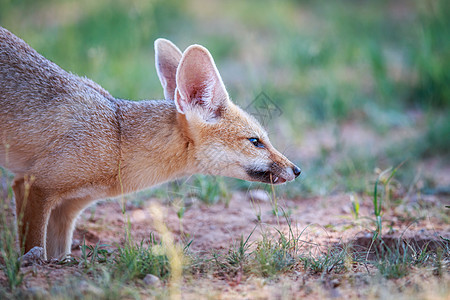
70,190,448,257
1,186,448,297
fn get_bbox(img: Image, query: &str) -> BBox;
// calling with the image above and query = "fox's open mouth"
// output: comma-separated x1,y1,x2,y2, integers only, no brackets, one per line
245,168,287,184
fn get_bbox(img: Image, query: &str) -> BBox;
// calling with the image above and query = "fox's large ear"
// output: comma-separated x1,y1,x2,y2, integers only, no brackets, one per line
175,45,228,121
155,38,182,100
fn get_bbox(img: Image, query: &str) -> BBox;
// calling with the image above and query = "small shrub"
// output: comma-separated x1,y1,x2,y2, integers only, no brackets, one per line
300,246,348,275
113,236,172,281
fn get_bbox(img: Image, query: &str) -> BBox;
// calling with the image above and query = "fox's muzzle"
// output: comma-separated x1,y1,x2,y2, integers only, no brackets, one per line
246,163,301,184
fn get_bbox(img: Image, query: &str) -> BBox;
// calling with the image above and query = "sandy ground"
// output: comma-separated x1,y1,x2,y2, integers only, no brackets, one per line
71,190,448,255
1,188,446,299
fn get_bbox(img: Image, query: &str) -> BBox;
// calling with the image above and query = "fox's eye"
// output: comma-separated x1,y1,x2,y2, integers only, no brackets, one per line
248,137,264,148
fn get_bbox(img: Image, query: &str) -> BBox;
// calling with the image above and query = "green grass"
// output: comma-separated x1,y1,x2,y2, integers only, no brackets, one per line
372,165,403,239
0,169,23,291
191,175,230,206
371,238,449,280
253,234,296,277
300,246,348,275
0,203,23,291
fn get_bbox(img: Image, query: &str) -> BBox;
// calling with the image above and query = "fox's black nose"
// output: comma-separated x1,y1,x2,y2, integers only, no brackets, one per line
293,165,301,178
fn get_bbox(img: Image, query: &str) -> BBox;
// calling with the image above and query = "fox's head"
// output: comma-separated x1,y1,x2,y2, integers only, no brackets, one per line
155,39,301,184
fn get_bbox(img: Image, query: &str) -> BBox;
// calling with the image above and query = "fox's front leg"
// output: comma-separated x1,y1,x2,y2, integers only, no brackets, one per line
13,177,53,260
46,197,92,259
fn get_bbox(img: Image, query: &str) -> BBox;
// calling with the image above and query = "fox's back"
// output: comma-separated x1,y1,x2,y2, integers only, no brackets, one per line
0,27,119,183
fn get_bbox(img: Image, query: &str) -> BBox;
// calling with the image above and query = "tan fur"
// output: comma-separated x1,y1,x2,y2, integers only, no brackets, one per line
0,27,300,259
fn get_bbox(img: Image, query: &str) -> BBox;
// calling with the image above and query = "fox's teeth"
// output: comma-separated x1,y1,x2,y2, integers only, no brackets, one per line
273,176,278,183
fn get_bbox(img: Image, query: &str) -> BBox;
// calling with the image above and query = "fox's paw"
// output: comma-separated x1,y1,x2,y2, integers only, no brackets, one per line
19,246,45,266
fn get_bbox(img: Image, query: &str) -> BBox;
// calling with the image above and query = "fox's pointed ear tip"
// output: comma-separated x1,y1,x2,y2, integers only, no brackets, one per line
155,38,182,56
155,38,177,48
185,44,207,51
184,44,212,57
154,38,167,47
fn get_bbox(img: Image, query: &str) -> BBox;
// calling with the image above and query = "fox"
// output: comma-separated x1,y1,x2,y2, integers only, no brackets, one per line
0,27,301,260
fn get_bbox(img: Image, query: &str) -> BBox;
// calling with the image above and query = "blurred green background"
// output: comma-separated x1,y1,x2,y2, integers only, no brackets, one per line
1,0,449,198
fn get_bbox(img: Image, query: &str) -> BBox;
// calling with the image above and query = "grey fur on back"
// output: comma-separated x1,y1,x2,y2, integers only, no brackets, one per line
0,27,120,188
